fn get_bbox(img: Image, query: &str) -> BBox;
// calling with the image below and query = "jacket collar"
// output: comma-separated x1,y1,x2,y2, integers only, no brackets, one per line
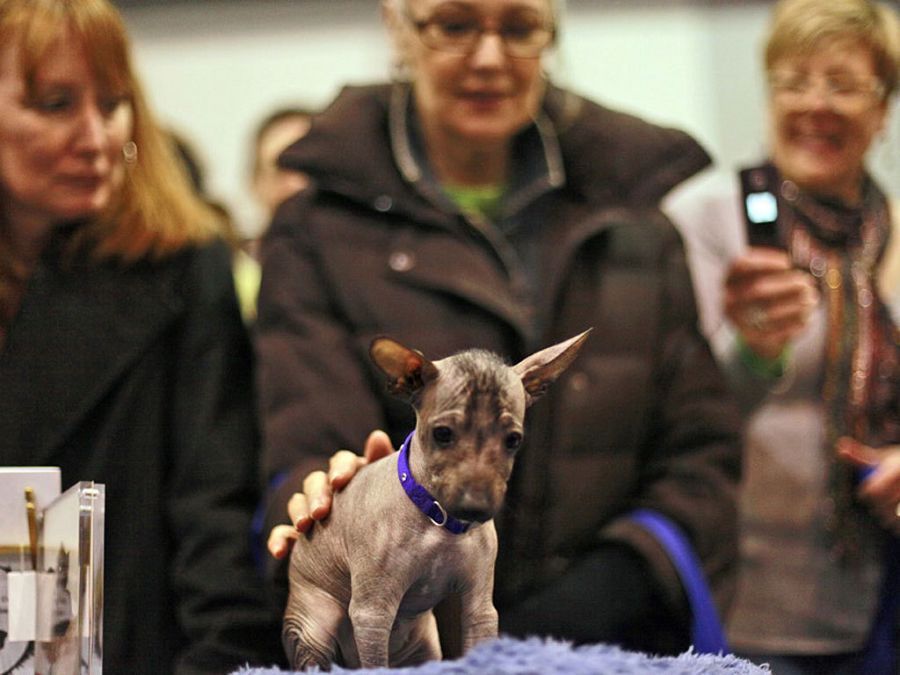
279,83,711,216
389,83,565,223
542,86,713,205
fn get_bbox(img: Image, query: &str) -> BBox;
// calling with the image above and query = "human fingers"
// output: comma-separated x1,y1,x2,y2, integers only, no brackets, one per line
328,449,368,491
732,300,809,341
301,471,333,521
726,248,794,285
363,429,395,463
858,452,900,506
836,437,880,472
747,268,817,304
840,440,900,533
726,267,816,312
726,266,817,347
328,432,397,491
864,469,900,534
726,288,803,360
286,491,314,533
267,524,299,559
751,283,819,334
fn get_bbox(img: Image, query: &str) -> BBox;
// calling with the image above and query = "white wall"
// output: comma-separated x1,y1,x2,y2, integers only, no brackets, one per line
120,0,900,238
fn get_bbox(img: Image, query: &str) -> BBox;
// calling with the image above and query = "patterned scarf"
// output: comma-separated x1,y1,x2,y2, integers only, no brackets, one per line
777,171,900,559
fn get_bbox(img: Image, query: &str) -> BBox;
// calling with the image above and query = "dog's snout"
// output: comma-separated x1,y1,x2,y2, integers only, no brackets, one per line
450,488,500,523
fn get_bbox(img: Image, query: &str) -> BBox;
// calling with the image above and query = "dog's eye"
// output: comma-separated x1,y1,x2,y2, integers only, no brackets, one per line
432,426,454,447
505,432,523,452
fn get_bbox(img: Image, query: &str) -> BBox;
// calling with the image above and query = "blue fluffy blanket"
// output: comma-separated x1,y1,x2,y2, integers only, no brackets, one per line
233,636,769,674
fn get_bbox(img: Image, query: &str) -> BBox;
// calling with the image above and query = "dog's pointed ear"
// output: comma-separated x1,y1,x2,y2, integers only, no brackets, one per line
370,337,439,397
513,329,591,407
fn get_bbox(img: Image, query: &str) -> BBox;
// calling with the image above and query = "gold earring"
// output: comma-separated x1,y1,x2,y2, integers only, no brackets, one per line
122,141,138,164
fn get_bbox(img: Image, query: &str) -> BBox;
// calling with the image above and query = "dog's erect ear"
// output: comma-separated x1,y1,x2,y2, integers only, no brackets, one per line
513,329,592,407
370,337,439,397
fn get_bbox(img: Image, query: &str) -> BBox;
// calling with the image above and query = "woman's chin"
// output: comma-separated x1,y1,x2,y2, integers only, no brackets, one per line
52,200,109,224
453,123,526,148
781,157,854,193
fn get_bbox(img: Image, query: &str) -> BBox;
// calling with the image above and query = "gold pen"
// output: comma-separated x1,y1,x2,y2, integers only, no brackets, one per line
25,487,38,571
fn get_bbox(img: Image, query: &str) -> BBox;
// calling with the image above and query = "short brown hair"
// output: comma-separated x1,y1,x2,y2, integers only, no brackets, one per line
765,0,900,98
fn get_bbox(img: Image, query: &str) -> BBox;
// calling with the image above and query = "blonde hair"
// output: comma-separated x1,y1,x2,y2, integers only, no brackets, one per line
765,0,900,98
0,0,221,264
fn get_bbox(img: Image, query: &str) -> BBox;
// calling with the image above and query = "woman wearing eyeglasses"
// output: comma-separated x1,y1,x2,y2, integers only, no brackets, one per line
666,0,900,671
257,0,742,660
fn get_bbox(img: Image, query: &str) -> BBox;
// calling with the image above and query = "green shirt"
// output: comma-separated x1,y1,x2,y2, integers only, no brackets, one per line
443,183,505,222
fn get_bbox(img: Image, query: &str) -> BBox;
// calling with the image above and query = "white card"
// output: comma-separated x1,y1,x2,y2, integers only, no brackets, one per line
6,570,58,643
6,570,36,642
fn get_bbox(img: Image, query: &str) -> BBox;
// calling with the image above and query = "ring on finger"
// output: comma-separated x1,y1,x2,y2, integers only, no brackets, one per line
745,305,767,331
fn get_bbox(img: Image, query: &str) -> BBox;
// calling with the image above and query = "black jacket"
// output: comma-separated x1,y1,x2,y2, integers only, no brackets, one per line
0,235,283,674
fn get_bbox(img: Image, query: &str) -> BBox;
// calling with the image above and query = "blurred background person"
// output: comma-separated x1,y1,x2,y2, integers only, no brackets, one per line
238,107,315,322
169,126,261,323
666,0,900,672
0,0,283,672
258,0,742,660
249,106,314,242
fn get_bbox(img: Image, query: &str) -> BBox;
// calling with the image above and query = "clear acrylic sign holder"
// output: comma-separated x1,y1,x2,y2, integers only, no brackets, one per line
1,479,104,674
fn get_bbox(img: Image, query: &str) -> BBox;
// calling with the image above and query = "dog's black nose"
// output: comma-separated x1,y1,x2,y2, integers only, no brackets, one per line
451,508,493,524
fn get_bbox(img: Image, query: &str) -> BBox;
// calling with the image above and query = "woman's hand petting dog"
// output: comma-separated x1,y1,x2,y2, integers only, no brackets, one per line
267,430,395,559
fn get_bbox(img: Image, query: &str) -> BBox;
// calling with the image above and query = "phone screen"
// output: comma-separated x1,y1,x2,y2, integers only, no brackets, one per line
739,167,783,249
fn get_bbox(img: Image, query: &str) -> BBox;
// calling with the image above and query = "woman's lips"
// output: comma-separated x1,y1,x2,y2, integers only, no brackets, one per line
62,174,105,190
465,89,504,96
459,91,507,109
795,133,840,151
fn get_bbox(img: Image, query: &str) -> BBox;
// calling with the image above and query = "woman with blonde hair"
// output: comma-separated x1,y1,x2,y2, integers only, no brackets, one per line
0,0,282,671
668,0,900,671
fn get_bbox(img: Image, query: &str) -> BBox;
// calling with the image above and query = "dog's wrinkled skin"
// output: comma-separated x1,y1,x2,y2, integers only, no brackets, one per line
282,331,590,670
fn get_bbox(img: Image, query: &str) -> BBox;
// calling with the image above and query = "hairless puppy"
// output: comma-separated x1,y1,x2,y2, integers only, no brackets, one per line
282,330,590,670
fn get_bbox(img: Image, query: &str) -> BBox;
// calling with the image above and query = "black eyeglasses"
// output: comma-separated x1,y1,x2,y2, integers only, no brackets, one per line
406,5,555,58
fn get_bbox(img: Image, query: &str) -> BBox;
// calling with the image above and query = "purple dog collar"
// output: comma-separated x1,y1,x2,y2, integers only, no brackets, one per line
397,431,470,535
